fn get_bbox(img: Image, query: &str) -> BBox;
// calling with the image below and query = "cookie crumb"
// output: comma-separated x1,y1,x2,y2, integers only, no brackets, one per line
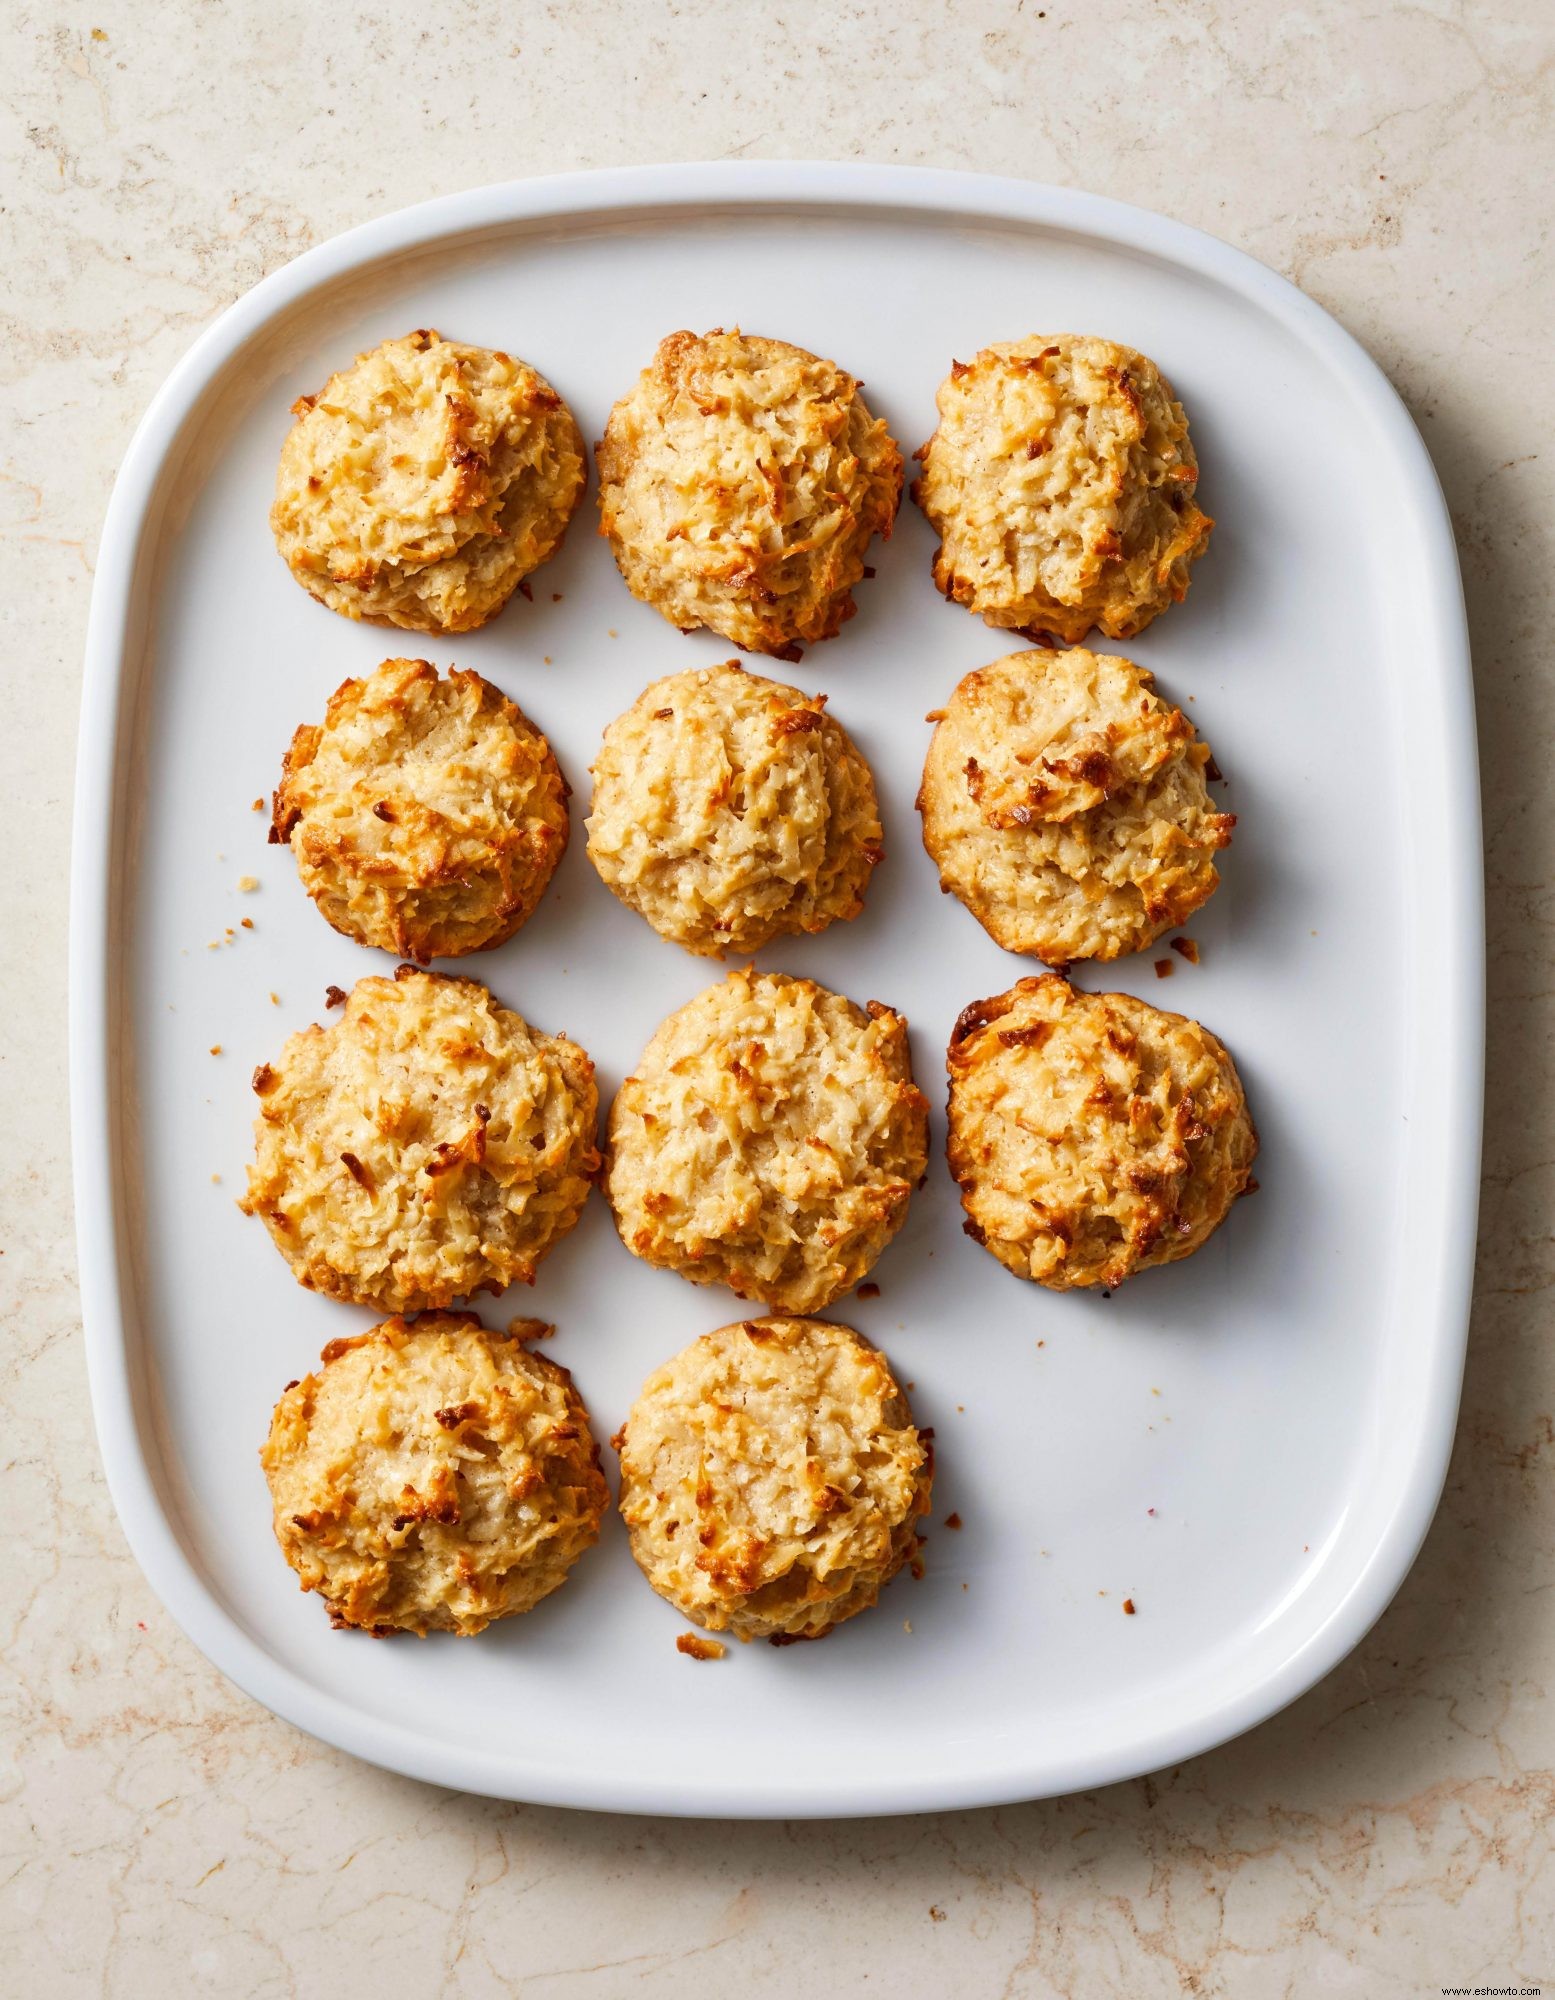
324,984,347,1008
240,917,254,930
1170,935,1200,964
238,875,259,892
269,991,280,1006
676,1632,726,1662
1123,1597,1137,1615
1154,958,1174,978
929,1905,946,1922
944,1511,963,1530
209,1044,222,1056
858,1281,880,1299
251,797,264,812
506,1316,553,1342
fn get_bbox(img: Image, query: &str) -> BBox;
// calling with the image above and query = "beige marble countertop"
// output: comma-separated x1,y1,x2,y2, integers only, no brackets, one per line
3,3,1552,1992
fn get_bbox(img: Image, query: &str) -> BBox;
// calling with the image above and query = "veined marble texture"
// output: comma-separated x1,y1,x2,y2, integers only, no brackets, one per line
1,3,1551,1994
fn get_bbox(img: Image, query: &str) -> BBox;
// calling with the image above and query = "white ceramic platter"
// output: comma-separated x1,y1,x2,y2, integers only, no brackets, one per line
71,164,1482,1816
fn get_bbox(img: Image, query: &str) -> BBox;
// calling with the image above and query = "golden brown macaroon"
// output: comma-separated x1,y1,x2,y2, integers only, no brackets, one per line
615,1315,931,1643
913,334,1212,643
585,660,882,956
946,975,1257,1290
605,968,928,1313
595,328,902,657
261,1313,607,1636
241,967,598,1313
270,656,570,962
919,646,1234,963
271,329,585,633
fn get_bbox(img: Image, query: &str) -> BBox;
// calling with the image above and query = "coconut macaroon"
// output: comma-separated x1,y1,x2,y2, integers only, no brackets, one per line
261,1313,607,1636
586,660,882,957
913,334,1212,644
271,329,585,633
595,328,903,657
241,968,598,1313
271,657,570,962
615,1316,931,1643
946,975,1258,1291
605,969,928,1313
919,647,1234,963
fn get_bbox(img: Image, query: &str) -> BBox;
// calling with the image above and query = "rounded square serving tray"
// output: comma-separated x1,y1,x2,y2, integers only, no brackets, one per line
70,163,1481,1816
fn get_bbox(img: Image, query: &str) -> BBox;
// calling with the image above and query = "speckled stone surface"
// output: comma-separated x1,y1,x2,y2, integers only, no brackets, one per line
3,4,1552,1992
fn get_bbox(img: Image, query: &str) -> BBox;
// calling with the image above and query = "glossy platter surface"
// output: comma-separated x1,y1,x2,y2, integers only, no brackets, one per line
71,164,1481,1815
